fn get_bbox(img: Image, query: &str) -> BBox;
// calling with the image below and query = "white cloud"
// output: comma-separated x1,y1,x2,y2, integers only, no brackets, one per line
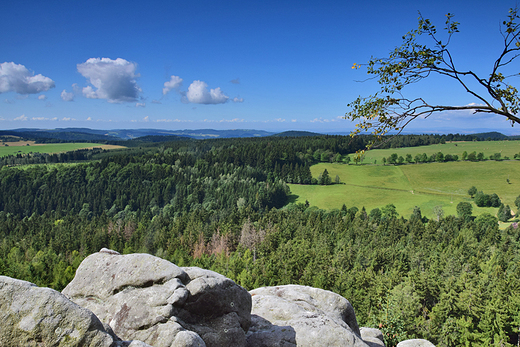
14,114,28,121
311,117,332,123
38,95,46,100
86,117,92,121
186,80,229,104
0,62,55,95
151,99,161,104
219,118,244,123
162,75,183,95
232,96,244,103
291,119,297,122
143,116,149,122
77,58,141,103
274,118,286,122
32,117,47,121
61,89,74,101
136,102,145,107
156,118,193,122
61,117,75,121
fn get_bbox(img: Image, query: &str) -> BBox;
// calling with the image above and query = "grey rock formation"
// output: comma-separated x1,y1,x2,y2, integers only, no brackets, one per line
360,327,385,347
397,339,435,347
0,275,124,347
246,285,370,347
63,249,251,347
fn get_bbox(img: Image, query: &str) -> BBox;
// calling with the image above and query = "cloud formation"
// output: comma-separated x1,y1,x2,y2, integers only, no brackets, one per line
232,96,244,103
186,80,229,104
61,89,74,101
14,114,28,121
77,58,141,103
0,62,55,95
38,95,47,100
162,75,183,95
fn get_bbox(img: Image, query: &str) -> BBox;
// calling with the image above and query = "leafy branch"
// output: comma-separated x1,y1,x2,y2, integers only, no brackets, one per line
346,8,520,152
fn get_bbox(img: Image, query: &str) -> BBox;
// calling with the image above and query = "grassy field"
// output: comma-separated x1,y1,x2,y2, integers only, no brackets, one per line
354,140,520,164
289,159,520,221
0,141,125,157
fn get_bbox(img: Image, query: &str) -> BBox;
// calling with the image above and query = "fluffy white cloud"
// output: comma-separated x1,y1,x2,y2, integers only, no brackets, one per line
136,102,145,108
232,96,244,103
61,89,74,101
162,75,183,95
38,95,46,100
14,114,28,121
77,58,141,103
0,62,55,94
186,80,229,104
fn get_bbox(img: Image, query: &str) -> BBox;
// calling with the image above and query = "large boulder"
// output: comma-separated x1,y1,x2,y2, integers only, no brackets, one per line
246,285,370,347
0,275,138,347
397,340,435,347
360,327,385,347
63,248,251,347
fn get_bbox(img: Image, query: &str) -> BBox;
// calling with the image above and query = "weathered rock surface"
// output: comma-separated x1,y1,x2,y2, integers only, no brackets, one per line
246,285,370,347
2,248,386,347
360,327,385,347
397,339,435,347
0,275,148,347
63,248,251,347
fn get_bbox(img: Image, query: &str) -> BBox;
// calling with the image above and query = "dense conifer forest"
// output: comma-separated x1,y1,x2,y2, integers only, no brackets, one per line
1,133,519,346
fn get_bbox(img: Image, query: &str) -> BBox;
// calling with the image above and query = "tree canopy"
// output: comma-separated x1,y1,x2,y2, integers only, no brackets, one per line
347,8,520,151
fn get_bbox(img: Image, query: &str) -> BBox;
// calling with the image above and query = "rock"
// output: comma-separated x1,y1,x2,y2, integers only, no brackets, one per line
360,327,385,347
182,267,252,331
63,249,251,347
397,339,435,347
0,275,116,347
247,285,369,347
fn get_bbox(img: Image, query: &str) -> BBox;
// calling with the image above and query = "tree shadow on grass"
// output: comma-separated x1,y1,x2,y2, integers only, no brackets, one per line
286,194,299,204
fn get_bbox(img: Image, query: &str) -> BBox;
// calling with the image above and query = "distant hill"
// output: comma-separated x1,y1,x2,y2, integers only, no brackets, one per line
271,131,323,137
471,131,509,140
127,135,191,143
0,129,118,142
2,128,517,143
0,128,276,141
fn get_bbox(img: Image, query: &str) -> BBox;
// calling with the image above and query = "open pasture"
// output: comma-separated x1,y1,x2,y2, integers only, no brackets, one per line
0,141,125,157
355,140,520,164
289,160,520,220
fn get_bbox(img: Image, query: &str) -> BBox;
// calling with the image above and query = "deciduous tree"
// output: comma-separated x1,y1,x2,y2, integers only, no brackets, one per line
347,8,520,151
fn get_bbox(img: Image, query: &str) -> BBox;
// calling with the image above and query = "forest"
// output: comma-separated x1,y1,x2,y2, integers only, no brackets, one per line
0,132,519,347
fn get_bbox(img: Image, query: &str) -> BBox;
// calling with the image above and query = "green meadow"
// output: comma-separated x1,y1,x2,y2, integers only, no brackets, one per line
289,142,520,220
0,142,124,157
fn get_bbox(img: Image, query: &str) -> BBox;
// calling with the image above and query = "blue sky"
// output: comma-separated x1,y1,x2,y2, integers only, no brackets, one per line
1,0,518,134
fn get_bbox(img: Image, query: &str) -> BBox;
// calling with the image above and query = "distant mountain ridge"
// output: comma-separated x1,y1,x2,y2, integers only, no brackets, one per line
0,128,276,141
0,128,516,143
